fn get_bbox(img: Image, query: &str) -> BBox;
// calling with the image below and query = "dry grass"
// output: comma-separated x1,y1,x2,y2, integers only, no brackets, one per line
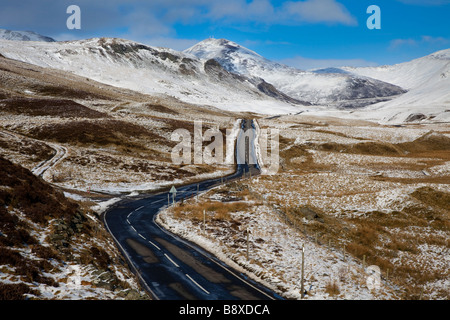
244,121,450,299
173,201,249,222
325,280,340,296
0,97,108,118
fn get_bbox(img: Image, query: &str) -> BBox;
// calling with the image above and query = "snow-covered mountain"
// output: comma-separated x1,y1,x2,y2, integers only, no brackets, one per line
340,49,450,123
184,38,406,106
343,49,450,90
0,28,55,42
0,33,448,122
0,37,306,114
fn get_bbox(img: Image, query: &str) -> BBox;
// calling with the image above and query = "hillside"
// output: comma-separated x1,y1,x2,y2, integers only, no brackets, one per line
341,49,450,123
0,155,146,300
0,37,306,114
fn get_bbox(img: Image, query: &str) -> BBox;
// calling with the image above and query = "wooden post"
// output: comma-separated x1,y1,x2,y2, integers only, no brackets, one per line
203,210,206,234
197,184,199,202
301,245,305,299
246,227,250,261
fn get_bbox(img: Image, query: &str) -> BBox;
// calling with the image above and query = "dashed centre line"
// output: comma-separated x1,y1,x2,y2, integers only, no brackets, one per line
164,254,180,268
185,274,210,295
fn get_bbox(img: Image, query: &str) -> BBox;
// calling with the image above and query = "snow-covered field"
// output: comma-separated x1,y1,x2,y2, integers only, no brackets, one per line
157,194,398,300
156,117,449,300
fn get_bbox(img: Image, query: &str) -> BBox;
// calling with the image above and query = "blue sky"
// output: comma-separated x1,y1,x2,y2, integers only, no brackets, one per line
1,0,449,69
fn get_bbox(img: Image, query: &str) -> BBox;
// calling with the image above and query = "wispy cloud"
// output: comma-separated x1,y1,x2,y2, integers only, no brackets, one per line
390,35,450,49
0,0,358,42
281,0,357,26
279,55,378,70
396,0,450,6
206,0,357,26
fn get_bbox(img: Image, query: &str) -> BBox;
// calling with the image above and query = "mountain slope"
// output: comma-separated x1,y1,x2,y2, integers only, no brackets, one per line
343,49,450,90
0,28,55,42
184,38,406,107
0,37,305,114
341,49,450,123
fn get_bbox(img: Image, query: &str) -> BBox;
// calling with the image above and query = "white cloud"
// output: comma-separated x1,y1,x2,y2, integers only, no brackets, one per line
390,35,450,49
396,0,450,6
281,0,358,25
206,0,357,26
0,0,358,42
280,55,378,70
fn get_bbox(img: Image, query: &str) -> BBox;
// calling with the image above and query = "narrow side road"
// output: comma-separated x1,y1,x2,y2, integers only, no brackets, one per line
0,128,67,178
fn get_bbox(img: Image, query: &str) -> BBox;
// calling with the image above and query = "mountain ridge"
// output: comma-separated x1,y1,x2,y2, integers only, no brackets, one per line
1,34,449,121
0,28,55,42
185,38,407,106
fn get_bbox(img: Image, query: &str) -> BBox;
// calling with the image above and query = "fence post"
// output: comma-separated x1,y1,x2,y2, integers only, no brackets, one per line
301,245,305,299
203,210,206,234
246,227,250,261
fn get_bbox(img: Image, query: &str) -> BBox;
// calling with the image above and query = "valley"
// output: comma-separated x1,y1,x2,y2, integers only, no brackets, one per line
0,32,448,300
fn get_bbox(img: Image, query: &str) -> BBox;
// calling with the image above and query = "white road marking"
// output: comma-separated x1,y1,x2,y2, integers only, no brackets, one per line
131,226,137,233
138,233,146,240
164,254,180,268
127,219,131,224
128,206,144,219
185,274,210,295
149,241,161,251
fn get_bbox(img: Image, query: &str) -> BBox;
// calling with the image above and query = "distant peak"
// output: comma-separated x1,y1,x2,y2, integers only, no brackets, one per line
0,28,55,42
184,38,262,60
189,38,242,50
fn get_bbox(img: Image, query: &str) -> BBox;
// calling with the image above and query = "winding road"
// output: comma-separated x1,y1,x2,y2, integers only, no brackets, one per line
103,119,281,300
0,129,67,178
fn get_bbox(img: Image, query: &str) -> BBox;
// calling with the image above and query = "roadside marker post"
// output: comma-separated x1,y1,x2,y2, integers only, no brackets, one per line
301,244,305,299
203,210,206,234
246,227,251,262
169,186,177,206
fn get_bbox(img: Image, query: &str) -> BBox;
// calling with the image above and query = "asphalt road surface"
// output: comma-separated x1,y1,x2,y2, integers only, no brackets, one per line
103,119,281,300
